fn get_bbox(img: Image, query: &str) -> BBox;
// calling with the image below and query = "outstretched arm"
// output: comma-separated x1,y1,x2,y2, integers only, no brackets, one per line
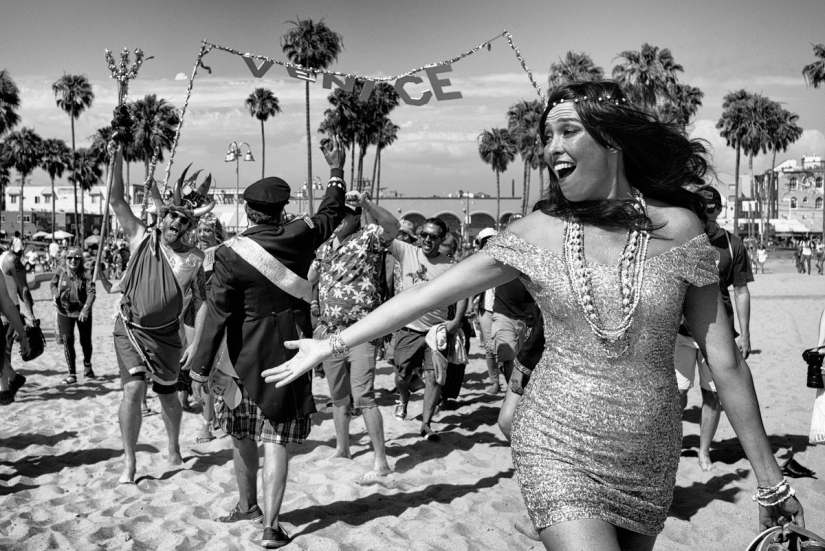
109,149,146,249
684,283,802,530
262,251,519,386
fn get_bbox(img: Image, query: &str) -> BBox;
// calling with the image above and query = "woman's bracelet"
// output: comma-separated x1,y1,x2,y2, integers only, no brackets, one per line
328,329,350,358
328,177,346,191
752,478,795,507
514,360,533,377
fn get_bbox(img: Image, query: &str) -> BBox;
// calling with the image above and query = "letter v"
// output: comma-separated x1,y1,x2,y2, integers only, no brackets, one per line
244,58,274,78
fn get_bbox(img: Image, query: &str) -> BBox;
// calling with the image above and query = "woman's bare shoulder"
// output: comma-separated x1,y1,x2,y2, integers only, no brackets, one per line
507,210,564,248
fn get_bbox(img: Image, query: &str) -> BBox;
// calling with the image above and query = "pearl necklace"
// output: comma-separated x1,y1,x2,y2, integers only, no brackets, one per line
563,191,650,357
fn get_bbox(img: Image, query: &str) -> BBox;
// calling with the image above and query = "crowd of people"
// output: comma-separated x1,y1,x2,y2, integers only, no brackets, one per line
1,80,818,550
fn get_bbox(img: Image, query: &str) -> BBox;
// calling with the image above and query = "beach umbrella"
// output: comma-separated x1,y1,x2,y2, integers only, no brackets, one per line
32,231,49,239
84,235,100,245
48,230,74,240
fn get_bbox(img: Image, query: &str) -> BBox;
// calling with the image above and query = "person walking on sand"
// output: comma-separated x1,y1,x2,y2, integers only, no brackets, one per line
674,184,753,472
0,241,37,405
188,136,348,549
51,245,96,384
308,189,398,482
264,81,804,550
105,147,206,484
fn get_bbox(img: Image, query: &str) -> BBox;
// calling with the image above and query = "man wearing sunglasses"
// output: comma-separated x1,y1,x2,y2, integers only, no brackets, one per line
388,217,465,440
106,148,206,485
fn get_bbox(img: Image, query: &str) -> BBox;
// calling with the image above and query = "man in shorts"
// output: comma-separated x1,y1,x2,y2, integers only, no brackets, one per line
310,190,398,481
675,185,752,471
190,137,347,549
107,148,206,484
389,217,464,440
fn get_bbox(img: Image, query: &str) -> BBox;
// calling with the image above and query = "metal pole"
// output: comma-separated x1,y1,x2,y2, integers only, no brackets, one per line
235,156,240,235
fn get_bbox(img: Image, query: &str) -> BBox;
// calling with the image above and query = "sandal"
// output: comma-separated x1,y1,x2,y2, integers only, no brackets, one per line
83,364,96,379
62,375,77,385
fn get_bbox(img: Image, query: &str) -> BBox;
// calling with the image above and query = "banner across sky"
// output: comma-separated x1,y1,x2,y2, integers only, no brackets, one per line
154,30,543,189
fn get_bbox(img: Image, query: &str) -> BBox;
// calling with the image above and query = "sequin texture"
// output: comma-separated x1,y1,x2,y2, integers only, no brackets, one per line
483,229,718,535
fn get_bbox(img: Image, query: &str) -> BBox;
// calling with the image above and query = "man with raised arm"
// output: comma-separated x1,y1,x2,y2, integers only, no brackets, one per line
308,190,399,482
106,148,206,484
189,137,348,549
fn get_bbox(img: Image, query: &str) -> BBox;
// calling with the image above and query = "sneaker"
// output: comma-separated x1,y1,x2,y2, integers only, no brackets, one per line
261,525,291,549
420,424,440,441
218,503,264,523
9,374,26,397
394,401,407,420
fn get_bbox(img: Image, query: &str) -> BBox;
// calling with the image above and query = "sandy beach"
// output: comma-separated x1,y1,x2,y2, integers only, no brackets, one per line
1,258,823,550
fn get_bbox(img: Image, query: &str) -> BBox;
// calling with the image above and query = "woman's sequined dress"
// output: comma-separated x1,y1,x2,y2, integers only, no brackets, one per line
484,229,718,535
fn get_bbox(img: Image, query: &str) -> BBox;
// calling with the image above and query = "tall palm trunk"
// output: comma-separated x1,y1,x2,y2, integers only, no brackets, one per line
19,171,27,236
769,149,778,221
260,119,266,179
81,187,85,243
357,142,367,192
50,175,56,235
748,153,755,240
304,81,314,215
370,147,379,199
496,170,501,230
538,166,545,199
521,160,529,215
733,143,741,239
70,116,78,243
375,149,382,205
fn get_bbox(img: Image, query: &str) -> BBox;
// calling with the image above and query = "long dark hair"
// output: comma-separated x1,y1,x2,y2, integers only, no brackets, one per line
536,81,711,231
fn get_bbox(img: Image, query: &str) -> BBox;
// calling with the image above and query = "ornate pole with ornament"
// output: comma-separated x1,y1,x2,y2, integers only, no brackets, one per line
93,48,151,282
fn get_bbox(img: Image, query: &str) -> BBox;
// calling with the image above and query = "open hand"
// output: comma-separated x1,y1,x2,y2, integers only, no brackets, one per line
191,381,207,406
180,343,197,372
261,338,331,387
18,335,31,358
321,134,346,170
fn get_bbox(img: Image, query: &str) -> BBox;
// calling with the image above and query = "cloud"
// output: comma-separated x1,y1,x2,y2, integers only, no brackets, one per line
175,73,187,81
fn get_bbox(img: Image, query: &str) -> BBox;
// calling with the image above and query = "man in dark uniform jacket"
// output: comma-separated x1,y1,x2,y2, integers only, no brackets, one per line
190,137,347,549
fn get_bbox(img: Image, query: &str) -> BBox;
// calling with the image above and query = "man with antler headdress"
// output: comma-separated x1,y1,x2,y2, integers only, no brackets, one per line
104,148,213,484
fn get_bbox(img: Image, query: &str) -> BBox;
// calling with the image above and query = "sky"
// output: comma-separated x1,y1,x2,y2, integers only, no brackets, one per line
2,0,824,204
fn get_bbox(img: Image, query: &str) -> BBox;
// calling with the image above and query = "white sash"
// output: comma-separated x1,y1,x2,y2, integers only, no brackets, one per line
225,236,312,303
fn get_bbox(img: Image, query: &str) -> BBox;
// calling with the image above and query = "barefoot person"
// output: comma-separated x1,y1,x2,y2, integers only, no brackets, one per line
107,148,206,484
674,184,753,471
308,190,398,481
189,137,347,549
264,82,804,550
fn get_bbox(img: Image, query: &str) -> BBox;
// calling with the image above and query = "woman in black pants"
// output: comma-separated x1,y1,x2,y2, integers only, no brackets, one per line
51,246,96,384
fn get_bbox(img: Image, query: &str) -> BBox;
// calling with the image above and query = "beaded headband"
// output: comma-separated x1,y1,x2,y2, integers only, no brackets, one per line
549,96,629,108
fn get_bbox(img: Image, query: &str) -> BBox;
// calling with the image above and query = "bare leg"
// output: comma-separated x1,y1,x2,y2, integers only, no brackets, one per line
485,355,500,394
197,393,216,443
157,391,183,466
498,387,521,442
678,389,689,412
327,397,352,459
698,387,722,471
421,370,441,428
233,437,259,512
118,379,146,484
539,518,656,551
262,443,288,529
360,405,391,481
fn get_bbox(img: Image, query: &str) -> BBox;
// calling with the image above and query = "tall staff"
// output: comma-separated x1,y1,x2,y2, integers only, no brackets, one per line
92,48,149,282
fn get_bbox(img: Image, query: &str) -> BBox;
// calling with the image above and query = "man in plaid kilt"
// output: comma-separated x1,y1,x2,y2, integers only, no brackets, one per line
190,137,347,549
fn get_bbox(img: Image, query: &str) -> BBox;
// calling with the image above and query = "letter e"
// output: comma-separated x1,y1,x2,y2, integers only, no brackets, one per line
425,65,463,101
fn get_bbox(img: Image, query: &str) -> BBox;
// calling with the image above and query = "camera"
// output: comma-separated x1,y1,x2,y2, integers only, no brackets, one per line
802,347,825,389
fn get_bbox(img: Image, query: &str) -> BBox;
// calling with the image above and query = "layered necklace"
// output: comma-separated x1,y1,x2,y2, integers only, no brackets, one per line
563,190,650,358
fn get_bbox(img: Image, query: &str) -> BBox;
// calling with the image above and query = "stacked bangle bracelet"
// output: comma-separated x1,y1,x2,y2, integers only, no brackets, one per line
752,477,796,507
328,329,350,358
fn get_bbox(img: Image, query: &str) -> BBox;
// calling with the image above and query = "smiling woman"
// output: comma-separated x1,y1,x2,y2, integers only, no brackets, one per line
537,81,709,232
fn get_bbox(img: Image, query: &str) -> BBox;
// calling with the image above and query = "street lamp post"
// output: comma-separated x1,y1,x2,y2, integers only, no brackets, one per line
225,141,255,235
463,192,474,244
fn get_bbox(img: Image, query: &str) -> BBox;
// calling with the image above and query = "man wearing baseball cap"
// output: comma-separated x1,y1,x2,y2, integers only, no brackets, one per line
675,185,753,471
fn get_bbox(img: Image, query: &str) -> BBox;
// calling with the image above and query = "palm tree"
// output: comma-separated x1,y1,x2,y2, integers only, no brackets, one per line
0,143,11,211
4,127,44,235
130,94,179,189
355,83,399,192
717,89,756,239
370,117,399,202
40,138,71,234
0,70,21,138
802,44,825,88
321,82,363,184
245,88,282,178
657,83,704,127
764,104,801,219
52,74,94,243
738,94,775,240
282,18,343,214
507,99,544,214
478,129,517,229
548,51,605,88
68,148,102,240
613,43,683,112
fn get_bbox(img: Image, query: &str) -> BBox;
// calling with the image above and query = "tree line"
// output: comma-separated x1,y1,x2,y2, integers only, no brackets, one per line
478,43,825,238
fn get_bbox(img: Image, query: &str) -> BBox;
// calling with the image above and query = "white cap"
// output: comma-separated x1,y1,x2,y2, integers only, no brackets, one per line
475,228,498,243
